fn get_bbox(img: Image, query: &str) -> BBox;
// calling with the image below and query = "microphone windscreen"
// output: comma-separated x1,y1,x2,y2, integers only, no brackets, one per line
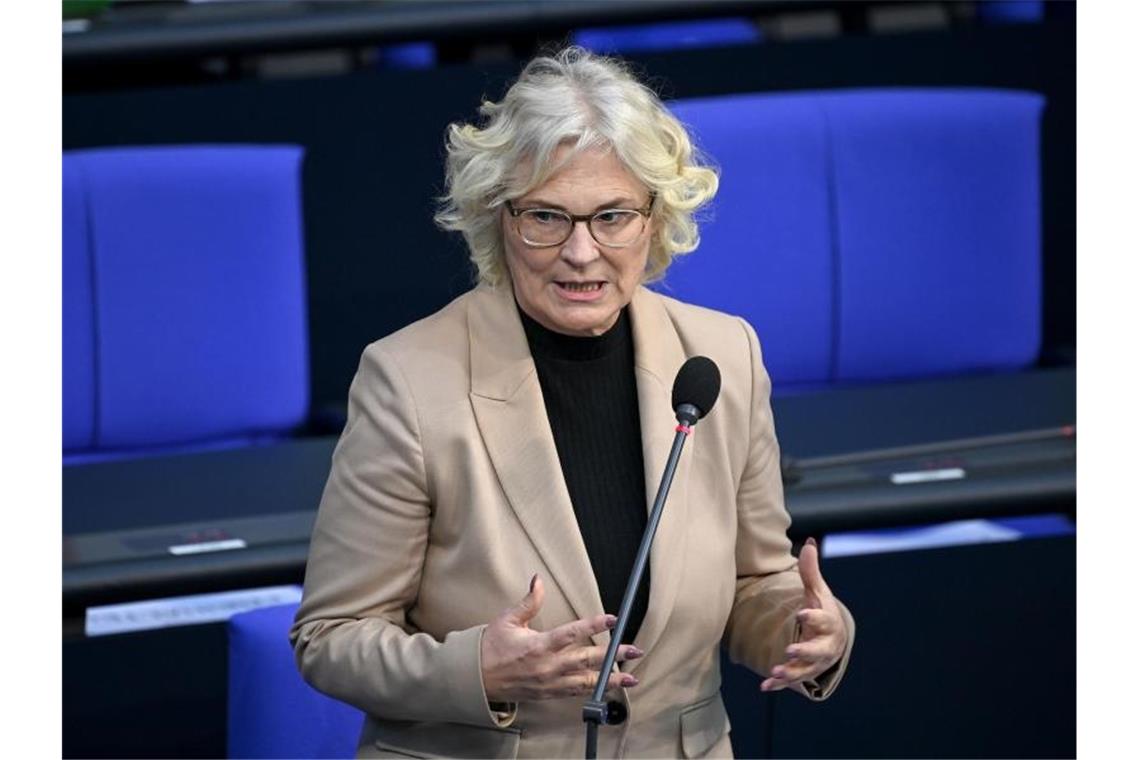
672,356,721,420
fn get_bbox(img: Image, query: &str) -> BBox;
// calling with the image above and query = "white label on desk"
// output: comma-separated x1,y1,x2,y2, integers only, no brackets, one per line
85,585,303,637
890,467,966,485
167,538,247,555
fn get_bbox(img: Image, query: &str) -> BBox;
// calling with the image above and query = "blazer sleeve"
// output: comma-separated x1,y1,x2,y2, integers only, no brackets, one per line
722,318,856,701
289,343,516,728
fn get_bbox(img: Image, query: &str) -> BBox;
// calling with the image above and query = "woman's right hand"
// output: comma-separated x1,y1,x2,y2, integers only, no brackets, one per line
480,575,644,702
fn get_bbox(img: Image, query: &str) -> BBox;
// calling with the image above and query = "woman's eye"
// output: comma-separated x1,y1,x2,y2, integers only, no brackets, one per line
595,211,630,226
529,210,561,224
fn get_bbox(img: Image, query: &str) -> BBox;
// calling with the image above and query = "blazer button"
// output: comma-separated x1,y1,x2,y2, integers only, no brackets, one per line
606,700,628,725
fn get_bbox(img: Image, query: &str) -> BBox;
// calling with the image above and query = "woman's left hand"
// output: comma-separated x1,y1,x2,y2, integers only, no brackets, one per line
760,537,847,692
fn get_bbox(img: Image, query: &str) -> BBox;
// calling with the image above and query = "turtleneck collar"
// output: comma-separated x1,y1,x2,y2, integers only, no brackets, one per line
517,302,632,362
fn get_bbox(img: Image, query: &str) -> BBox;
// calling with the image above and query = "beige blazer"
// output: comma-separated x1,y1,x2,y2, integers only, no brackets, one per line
291,284,855,759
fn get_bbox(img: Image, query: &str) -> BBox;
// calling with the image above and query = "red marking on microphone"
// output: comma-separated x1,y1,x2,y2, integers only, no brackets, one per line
675,424,691,436
1062,425,1075,437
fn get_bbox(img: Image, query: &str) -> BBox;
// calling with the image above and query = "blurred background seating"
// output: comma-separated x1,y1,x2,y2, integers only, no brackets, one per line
572,17,763,55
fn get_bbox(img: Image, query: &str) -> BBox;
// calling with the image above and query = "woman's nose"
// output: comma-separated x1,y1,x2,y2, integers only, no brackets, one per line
559,220,600,266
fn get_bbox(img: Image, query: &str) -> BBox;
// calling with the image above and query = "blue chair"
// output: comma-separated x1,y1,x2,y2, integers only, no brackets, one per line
228,603,364,759
572,18,761,55
823,90,1043,382
978,1,1045,25
661,89,1044,391
62,145,310,462
665,93,834,390
375,42,436,69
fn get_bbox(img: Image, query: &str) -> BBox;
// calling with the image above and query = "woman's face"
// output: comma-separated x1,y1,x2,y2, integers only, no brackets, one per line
502,144,653,337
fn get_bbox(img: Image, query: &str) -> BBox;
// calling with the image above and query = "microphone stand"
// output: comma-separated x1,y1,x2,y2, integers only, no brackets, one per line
581,404,700,759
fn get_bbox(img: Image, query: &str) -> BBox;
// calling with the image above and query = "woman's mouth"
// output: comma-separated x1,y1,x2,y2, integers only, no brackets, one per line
555,281,607,301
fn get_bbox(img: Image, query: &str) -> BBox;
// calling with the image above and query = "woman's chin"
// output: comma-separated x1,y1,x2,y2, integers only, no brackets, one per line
538,303,613,336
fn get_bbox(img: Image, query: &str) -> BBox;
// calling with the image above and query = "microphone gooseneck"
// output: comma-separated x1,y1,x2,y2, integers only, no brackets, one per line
583,356,722,759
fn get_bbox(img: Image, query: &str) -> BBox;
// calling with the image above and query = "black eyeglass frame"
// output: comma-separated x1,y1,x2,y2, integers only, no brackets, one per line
504,197,655,249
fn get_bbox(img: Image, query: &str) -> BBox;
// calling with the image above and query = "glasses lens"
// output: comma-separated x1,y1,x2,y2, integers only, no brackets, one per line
590,210,645,246
518,210,572,246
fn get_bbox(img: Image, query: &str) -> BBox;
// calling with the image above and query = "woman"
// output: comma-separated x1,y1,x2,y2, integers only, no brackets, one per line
291,47,854,759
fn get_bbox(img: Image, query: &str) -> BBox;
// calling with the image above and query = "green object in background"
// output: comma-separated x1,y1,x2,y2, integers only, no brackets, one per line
63,0,111,21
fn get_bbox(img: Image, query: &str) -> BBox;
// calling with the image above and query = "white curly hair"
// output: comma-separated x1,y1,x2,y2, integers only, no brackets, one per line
435,46,720,287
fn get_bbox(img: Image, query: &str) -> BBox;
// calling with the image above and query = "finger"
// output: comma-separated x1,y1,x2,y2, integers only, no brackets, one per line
797,538,832,606
557,644,644,675
542,613,617,651
551,670,639,698
795,608,837,634
784,639,835,664
503,573,545,626
760,677,790,692
771,660,822,684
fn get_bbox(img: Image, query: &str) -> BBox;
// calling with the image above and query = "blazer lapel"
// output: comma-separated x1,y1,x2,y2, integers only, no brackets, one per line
467,285,607,637
625,287,692,671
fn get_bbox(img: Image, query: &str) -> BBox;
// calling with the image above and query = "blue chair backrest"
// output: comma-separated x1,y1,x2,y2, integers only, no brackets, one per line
228,602,364,759
572,18,761,55
662,88,1044,391
375,41,436,69
978,1,1045,24
64,153,97,452
62,145,310,461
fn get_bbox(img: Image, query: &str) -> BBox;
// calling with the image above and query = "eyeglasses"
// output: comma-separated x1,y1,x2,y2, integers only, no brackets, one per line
505,198,653,249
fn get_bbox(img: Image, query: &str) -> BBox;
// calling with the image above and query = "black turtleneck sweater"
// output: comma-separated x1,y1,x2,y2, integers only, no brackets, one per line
519,306,649,644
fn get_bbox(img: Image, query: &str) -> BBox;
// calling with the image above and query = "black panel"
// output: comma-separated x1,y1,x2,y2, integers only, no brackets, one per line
63,623,229,759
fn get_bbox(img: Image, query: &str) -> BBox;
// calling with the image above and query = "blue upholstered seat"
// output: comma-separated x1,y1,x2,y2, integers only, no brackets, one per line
62,145,310,461
824,90,1043,382
228,603,363,759
660,89,1045,391
572,18,761,55
665,93,834,389
63,154,97,452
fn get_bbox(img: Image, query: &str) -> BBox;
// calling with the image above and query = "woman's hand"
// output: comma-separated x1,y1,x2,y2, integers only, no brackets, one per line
481,575,643,702
761,538,847,692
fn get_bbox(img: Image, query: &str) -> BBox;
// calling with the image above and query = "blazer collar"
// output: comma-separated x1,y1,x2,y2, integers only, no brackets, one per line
467,284,684,398
468,284,692,662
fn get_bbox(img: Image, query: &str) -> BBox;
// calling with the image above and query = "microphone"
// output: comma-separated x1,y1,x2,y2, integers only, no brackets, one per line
672,355,722,427
582,356,721,759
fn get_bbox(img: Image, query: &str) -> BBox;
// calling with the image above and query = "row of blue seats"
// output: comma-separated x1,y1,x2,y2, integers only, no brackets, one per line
381,3,1047,68
62,87,1044,461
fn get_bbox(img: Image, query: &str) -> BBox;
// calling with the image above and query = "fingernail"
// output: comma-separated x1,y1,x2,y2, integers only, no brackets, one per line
629,646,644,658
605,615,618,628
622,675,639,687
529,574,537,593
760,681,771,692
806,537,818,549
